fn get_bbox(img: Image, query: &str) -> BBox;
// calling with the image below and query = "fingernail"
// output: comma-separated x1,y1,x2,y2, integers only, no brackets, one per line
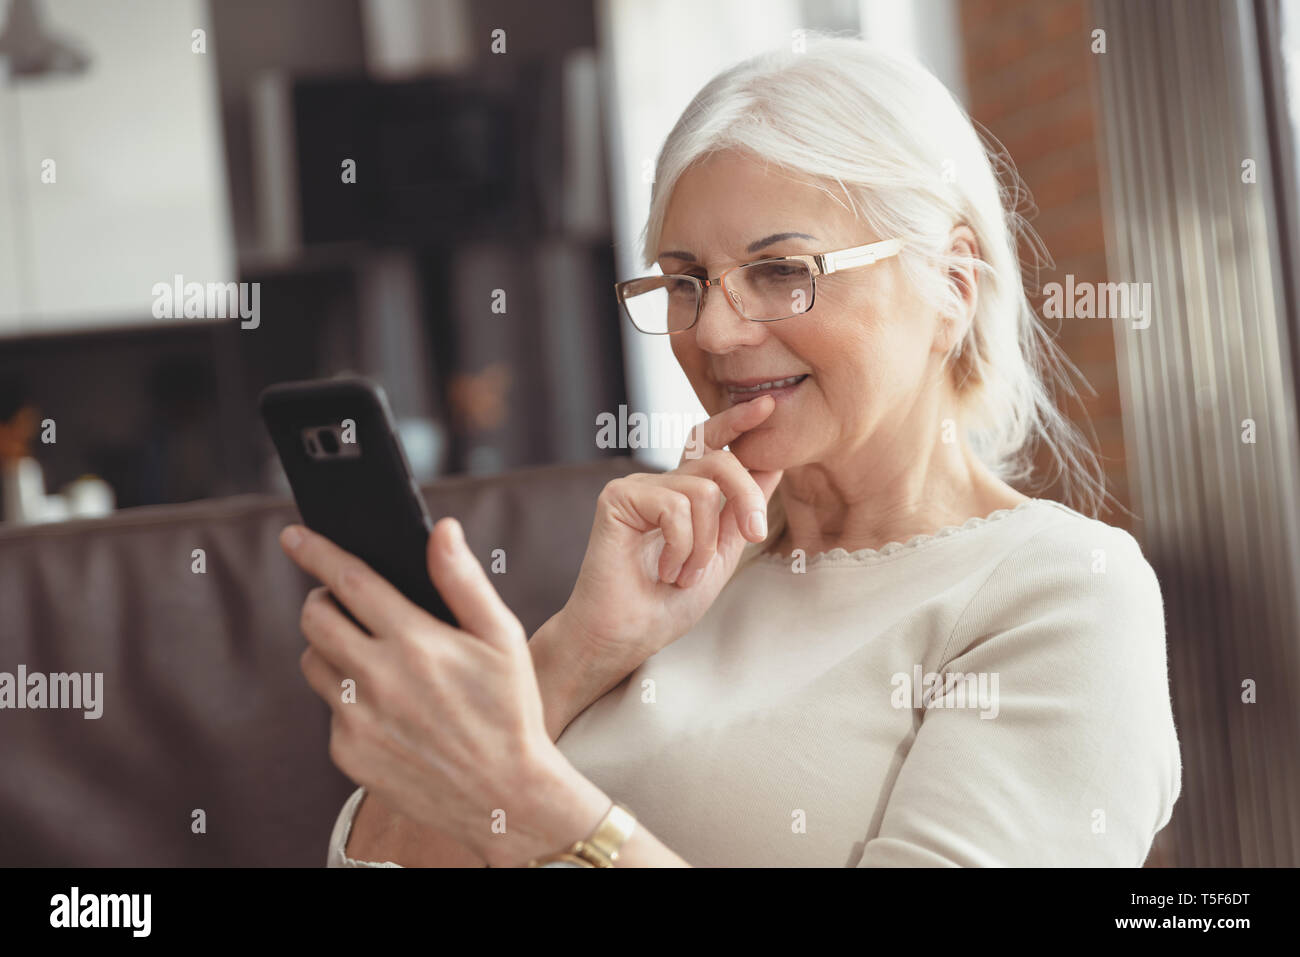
680,568,704,589
282,526,304,549
746,509,767,540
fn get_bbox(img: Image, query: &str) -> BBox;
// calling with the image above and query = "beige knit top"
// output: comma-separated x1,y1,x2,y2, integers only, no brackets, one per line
328,499,1182,867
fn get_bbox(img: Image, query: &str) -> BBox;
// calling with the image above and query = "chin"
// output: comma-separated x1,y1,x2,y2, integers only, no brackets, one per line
727,429,805,472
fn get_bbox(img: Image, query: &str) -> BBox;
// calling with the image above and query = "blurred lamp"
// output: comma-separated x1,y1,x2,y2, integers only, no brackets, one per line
0,0,90,81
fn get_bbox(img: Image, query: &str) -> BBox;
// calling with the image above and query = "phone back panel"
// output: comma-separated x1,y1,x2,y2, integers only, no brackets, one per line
259,377,456,627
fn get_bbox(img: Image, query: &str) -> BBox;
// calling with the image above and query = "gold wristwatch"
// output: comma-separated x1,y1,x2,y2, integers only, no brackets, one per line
527,802,637,868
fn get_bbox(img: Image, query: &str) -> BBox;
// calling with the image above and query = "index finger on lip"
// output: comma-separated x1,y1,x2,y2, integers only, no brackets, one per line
279,524,424,640
682,394,776,463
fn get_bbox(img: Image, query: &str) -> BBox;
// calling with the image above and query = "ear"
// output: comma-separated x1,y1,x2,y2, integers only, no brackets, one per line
935,224,979,356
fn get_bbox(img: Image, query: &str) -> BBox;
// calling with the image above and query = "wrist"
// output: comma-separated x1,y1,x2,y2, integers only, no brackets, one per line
482,748,612,868
529,612,580,740
529,609,612,741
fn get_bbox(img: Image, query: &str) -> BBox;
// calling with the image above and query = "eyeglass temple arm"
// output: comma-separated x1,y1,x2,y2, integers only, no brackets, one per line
817,238,905,275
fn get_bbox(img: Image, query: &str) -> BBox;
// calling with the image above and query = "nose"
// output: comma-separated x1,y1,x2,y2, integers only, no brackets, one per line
692,280,768,354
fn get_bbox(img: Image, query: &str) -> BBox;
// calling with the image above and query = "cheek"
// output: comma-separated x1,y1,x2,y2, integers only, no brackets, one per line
670,337,715,403
798,295,888,394
795,300,929,437
817,283,929,385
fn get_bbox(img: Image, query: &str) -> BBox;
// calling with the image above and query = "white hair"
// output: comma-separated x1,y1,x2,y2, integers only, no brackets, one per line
642,34,1106,523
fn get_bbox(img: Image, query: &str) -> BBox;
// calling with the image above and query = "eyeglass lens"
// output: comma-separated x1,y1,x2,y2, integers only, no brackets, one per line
619,260,814,333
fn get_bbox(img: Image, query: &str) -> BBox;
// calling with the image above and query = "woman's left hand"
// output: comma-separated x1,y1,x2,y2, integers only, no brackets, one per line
280,517,609,868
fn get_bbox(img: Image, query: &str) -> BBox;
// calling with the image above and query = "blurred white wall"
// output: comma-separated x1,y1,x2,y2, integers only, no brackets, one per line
0,0,233,336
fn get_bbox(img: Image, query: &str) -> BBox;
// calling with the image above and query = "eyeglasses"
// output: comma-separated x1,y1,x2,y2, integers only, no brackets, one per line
614,238,904,335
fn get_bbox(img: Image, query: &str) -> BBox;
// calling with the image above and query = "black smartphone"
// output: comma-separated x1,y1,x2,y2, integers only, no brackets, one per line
259,376,457,628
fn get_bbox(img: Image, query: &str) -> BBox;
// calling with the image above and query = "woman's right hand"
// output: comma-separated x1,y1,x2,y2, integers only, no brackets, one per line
532,395,783,734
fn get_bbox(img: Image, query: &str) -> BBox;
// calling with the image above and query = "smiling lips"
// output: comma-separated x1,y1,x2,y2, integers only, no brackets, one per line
723,373,809,404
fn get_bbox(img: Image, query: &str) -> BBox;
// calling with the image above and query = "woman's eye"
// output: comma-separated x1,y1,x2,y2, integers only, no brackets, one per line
752,264,803,283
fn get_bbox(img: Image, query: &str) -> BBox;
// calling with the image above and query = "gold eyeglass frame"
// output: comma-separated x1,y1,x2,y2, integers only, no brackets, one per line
614,238,905,334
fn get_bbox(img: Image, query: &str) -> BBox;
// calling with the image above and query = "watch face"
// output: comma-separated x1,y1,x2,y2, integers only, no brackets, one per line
538,860,584,868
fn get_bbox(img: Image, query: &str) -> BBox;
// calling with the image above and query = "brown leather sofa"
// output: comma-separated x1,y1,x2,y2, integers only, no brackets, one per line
0,457,638,866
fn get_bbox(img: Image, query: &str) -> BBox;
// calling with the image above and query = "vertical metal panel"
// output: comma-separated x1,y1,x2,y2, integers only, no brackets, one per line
1093,0,1300,866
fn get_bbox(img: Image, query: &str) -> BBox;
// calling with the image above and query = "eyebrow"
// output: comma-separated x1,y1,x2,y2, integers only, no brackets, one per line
746,231,817,253
657,232,819,263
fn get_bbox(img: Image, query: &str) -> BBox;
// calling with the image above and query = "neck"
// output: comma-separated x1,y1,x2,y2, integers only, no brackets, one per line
771,405,1028,557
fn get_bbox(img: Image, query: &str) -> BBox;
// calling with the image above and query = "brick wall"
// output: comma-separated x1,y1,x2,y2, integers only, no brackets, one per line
959,0,1132,528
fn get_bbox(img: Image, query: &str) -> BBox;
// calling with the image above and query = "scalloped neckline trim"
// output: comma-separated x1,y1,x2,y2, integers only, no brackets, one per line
753,498,1049,567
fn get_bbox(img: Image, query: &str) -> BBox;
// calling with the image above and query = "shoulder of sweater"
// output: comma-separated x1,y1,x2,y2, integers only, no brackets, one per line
1007,500,1159,587
943,502,1165,660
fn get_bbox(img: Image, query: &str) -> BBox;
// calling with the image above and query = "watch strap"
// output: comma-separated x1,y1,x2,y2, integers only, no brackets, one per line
528,802,637,868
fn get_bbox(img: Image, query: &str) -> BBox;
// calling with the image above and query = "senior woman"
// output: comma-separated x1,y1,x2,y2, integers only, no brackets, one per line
284,36,1181,868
